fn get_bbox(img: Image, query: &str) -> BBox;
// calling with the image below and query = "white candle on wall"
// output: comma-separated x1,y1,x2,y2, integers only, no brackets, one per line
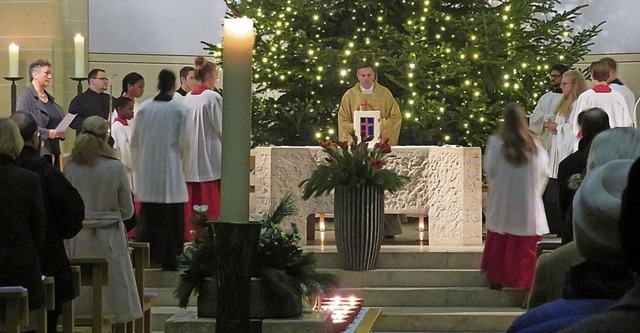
8,43,19,77
74,34,85,78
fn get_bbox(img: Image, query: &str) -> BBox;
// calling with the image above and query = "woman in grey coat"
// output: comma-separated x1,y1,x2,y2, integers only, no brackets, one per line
16,59,66,167
63,116,142,331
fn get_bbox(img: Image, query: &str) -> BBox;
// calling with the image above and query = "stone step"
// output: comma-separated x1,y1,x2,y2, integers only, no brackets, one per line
309,246,483,270
328,268,486,287
150,306,521,333
146,268,486,292
149,287,196,307
145,247,485,287
151,306,193,332
149,285,519,308
372,306,524,332
337,287,521,308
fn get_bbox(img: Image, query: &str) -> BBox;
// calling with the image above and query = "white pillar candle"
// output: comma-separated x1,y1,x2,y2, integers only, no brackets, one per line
8,43,19,77
74,34,85,78
220,17,254,222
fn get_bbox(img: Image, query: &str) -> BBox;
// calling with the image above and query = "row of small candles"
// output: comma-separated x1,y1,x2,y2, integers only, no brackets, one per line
320,296,363,332
7,34,85,78
318,213,426,232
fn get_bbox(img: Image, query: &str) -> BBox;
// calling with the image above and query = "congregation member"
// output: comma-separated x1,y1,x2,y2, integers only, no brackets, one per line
513,128,640,331
558,156,640,332
63,116,142,331
173,65,196,103
556,108,609,245
131,69,190,271
509,157,636,332
529,64,568,144
571,61,632,135
0,118,46,312
16,59,65,168
541,69,587,235
183,56,223,239
481,103,548,293
68,68,112,134
600,57,636,126
527,108,611,309
11,111,85,333
337,61,404,238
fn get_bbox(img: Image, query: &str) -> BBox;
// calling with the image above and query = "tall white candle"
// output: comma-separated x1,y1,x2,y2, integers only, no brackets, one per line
220,17,254,222
74,34,85,78
8,43,19,77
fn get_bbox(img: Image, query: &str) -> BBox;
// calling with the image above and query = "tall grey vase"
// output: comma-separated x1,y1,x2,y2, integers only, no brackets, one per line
334,184,384,271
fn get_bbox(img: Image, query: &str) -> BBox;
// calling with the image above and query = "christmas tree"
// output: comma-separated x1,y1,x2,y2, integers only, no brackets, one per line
206,0,601,147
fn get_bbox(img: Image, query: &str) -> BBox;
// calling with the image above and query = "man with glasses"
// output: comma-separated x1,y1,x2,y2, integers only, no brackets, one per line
529,64,569,144
68,68,112,134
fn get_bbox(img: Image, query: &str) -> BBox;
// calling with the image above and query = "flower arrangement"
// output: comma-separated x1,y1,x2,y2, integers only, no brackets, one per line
174,195,339,308
300,132,410,199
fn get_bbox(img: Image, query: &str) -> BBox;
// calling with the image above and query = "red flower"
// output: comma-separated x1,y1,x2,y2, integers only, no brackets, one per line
320,139,333,148
372,160,383,169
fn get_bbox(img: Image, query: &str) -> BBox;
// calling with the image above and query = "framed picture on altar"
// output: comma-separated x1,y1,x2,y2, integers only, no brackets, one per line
354,110,381,147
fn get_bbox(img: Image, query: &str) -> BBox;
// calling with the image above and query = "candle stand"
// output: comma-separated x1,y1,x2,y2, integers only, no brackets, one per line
3,76,24,114
70,77,85,96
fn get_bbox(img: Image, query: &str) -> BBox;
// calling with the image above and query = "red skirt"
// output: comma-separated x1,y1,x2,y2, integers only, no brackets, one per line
184,180,221,241
481,230,541,289
126,201,142,239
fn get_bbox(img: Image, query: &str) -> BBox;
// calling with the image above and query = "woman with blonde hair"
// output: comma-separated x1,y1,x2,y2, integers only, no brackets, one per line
64,116,142,331
481,103,549,290
540,69,587,234
182,56,223,240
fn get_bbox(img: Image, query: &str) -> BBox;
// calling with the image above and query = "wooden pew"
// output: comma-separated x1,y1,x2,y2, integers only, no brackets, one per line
68,257,112,333
32,276,55,332
129,242,157,333
0,286,29,333
60,265,81,333
536,239,562,257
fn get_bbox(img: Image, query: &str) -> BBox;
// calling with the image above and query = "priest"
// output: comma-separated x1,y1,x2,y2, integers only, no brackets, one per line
338,62,402,145
338,61,404,238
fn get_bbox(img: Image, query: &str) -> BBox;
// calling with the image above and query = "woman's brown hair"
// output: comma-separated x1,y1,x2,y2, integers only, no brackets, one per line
499,103,537,166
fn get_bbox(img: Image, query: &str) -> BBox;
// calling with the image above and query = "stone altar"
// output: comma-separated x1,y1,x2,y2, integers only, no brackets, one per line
252,146,482,246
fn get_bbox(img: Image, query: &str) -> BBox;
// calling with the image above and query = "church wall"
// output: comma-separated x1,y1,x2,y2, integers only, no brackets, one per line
1,0,640,136
0,0,66,119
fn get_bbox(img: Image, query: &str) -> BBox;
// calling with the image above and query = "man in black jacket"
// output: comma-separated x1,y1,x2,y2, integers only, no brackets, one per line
11,111,85,333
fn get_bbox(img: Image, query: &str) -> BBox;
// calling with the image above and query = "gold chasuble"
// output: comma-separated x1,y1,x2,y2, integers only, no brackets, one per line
338,82,402,145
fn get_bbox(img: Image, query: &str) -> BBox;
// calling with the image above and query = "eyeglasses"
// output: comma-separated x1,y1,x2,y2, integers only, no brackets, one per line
549,74,562,79
560,82,573,87
93,77,109,82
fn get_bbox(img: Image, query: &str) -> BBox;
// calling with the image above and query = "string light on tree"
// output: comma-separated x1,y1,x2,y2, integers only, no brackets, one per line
217,0,601,147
